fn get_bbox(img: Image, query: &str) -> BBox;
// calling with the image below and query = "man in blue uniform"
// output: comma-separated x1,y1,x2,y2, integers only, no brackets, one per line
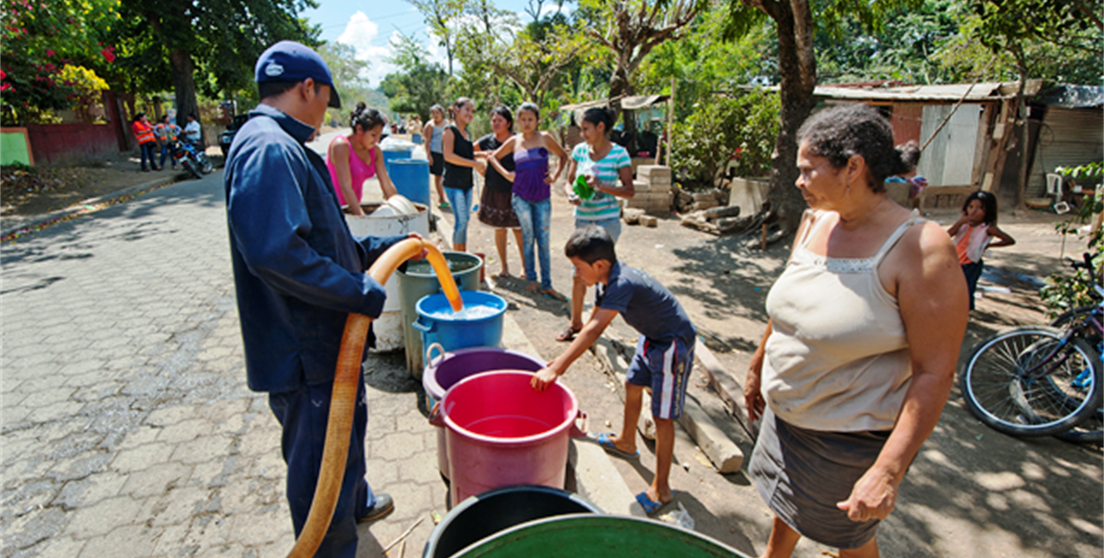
224,41,403,557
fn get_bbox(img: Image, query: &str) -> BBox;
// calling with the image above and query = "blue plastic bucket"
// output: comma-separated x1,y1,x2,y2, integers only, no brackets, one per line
382,146,414,165
389,158,431,205
414,291,506,354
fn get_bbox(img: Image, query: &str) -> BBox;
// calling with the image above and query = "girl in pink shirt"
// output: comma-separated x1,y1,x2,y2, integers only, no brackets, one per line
327,103,398,215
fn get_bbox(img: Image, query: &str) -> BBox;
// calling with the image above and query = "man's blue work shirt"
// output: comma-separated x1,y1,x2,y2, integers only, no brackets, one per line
225,104,404,393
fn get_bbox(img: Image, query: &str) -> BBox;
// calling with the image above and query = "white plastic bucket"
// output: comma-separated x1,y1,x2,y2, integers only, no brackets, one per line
344,201,430,351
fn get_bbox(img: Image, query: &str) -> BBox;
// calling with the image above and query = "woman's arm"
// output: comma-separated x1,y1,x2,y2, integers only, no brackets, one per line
596,164,635,199
422,122,434,165
837,221,968,523
371,145,398,199
327,138,365,216
987,225,1016,248
442,128,485,172
745,320,773,423
542,132,569,184
563,155,580,204
487,137,516,183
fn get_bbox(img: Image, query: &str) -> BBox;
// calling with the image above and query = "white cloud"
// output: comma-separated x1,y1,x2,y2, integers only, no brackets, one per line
336,11,458,87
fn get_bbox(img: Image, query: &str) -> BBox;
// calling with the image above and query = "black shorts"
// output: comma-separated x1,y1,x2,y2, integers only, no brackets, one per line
429,151,444,176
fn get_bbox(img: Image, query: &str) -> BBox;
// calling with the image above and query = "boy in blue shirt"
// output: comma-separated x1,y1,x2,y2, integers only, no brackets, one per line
533,225,697,515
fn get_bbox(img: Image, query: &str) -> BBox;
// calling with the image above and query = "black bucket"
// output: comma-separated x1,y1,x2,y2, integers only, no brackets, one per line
424,485,602,558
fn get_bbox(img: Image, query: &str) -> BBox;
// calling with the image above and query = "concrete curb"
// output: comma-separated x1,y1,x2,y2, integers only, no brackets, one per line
1,174,181,239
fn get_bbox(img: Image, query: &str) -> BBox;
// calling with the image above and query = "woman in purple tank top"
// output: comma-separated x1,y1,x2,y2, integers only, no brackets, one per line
486,102,568,300
326,103,398,216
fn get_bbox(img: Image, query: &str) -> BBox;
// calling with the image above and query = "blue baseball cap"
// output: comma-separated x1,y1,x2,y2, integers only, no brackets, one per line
255,40,341,109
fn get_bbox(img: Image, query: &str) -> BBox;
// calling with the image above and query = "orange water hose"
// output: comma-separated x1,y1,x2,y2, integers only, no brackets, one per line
288,239,461,558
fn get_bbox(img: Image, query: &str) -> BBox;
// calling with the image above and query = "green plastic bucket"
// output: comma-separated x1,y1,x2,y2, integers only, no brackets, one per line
397,252,482,377
452,514,750,557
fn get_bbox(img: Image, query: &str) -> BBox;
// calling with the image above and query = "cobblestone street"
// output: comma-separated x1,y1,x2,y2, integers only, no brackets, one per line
1,174,446,557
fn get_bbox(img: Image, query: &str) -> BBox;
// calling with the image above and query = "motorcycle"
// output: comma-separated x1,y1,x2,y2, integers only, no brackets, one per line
170,140,214,179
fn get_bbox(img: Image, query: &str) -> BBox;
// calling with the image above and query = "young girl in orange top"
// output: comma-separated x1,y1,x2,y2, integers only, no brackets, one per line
947,190,1015,310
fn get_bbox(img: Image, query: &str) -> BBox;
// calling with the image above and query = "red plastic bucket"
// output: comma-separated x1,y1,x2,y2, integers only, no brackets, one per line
431,371,587,506
423,346,548,479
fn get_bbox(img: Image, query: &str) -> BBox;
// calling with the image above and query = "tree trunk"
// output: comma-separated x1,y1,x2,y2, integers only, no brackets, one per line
609,65,638,157
760,0,816,236
170,48,202,145
1013,47,1029,208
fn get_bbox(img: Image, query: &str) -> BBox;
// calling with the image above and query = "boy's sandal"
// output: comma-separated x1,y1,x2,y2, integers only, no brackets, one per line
592,432,639,460
635,491,675,516
556,325,580,342
541,289,567,302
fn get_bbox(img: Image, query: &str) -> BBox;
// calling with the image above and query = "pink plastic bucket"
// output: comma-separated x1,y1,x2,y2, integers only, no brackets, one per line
423,346,547,479
431,371,587,506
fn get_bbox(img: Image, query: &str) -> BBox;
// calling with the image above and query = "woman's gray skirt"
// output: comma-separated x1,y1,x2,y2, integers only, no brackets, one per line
749,407,891,549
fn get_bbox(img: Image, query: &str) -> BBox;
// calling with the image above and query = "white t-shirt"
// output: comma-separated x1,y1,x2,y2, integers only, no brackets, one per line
184,121,201,142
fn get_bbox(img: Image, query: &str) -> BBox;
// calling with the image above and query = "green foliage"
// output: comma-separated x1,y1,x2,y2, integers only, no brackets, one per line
58,65,109,122
670,89,779,190
382,34,451,122
1040,161,1103,317
1,0,121,124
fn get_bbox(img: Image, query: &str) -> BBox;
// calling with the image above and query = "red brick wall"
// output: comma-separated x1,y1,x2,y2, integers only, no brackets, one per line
25,123,121,166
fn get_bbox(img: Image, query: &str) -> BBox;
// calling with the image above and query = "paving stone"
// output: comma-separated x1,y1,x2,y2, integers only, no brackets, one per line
0,506,68,552
1,479,61,521
52,471,127,510
171,435,232,464
371,432,424,461
122,461,193,498
148,486,211,527
111,442,175,473
398,450,439,483
23,534,86,558
64,495,142,539
46,451,112,483
382,482,433,522
156,418,214,444
78,524,159,558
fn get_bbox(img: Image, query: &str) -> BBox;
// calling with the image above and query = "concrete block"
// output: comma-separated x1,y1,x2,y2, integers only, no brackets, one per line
677,399,744,473
640,216,658,227
637,165,672,182
569,441,647,517
623,208,645,224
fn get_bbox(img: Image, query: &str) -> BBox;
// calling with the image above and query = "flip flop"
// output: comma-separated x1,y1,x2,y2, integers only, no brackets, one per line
556,325,580,342
542,290,567,302
635,491,675,516
592,433,639,460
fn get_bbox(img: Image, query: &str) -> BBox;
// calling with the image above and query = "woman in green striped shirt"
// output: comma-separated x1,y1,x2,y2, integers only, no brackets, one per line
557,107,636,342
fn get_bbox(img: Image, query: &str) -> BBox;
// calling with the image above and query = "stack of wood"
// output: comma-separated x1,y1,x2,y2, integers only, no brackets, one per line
622,165,674,216
674,189,694,213
680,204,756,235
690,189,728,211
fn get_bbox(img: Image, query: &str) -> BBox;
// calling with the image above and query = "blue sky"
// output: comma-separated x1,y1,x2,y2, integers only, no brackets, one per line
302,1,557,87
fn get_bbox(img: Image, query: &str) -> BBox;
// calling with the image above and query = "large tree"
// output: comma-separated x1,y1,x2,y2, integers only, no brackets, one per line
115,0,319,136
580,0,703,155
722,0,914,240
406,0,464,76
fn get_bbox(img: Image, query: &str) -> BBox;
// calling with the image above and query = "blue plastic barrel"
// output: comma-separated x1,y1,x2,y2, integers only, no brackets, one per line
412,133,422,144
414,291,506,353
382,146,414,165
389,158,431,205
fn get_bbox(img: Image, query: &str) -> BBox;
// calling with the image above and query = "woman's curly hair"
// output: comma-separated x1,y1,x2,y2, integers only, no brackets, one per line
798,104,920,192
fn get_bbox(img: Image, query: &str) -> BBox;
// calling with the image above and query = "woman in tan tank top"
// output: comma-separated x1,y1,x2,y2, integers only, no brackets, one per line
744,105,969,558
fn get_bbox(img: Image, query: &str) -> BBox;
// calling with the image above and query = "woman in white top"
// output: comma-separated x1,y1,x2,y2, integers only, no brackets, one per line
423,105,449,209
744,104,968,558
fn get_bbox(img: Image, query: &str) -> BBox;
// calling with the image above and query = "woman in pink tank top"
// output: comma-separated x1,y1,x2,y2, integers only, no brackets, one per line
327,103,398,216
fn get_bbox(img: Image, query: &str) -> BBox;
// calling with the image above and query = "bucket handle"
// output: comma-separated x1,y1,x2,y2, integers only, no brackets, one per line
425,342,447,367
569,410,589,438
412,317,436,334
428,401,445,428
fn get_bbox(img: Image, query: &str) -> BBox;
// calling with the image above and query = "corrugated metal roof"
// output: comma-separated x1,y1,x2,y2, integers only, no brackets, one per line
814,80,1044,102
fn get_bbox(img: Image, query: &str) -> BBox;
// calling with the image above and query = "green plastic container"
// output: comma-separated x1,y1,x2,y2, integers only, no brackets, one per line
398,252,482,377
572,175,595,200
453,514,750,557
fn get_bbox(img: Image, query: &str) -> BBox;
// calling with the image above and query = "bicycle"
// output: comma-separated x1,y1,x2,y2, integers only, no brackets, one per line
1050,299,1104,444
960,253,1103,438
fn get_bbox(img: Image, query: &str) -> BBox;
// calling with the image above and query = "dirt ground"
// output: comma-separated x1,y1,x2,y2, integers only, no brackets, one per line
445,179,1103,558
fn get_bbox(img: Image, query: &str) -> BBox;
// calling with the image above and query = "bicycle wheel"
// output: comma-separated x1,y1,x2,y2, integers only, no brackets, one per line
960,326,1102,437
